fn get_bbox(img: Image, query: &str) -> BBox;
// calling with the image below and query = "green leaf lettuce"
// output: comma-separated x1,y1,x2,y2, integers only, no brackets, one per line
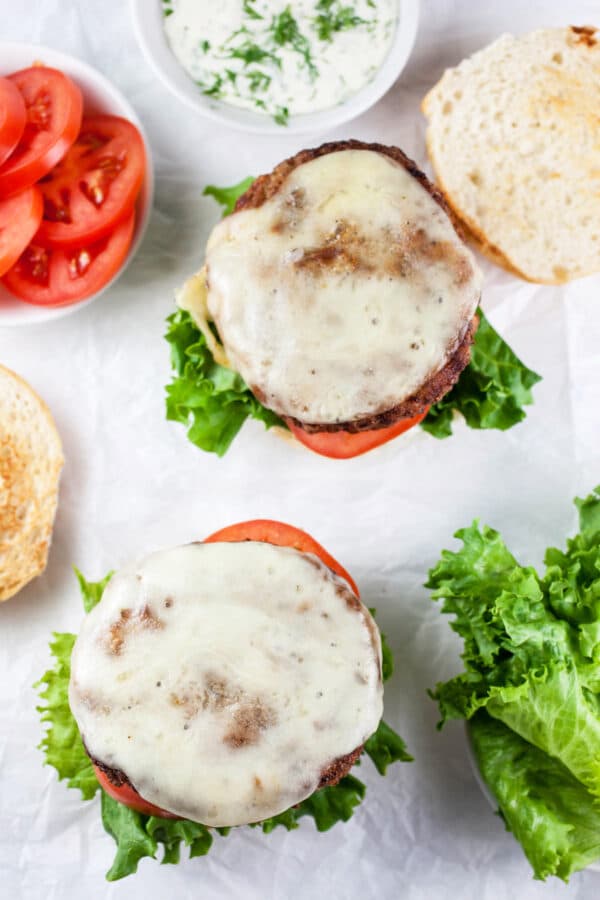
429,487,600,880
422,310,541,438
469,711,600,882
203,177,255,217
165,308,284,457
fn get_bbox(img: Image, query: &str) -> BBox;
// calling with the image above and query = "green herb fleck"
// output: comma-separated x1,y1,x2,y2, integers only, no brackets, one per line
200,39,211,53
314,0,368,41
228,39,281,68
246,69,271,92
243,0,263,19
270,6,317,79
274,105,289,126
196,74,224,98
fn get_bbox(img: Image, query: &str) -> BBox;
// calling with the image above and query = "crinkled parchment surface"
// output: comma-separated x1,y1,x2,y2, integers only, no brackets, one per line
1,1,599,898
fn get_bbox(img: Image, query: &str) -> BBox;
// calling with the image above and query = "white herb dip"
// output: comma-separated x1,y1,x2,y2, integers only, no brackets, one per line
162,0,398,123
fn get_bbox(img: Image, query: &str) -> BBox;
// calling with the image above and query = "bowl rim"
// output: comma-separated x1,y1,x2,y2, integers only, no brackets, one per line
0,40,154,328
130,0,420,135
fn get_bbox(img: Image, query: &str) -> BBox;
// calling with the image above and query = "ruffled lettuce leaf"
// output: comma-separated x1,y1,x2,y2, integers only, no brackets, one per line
37,570,409,880
469,711,600,882
256,774,366,834
166,181,540,456
165,309,285,457
101,794,215,880
75,568,113,613
364,719,412,774
203,177,255,217
429,488,600,879
35,632,98,801
422,310,541,438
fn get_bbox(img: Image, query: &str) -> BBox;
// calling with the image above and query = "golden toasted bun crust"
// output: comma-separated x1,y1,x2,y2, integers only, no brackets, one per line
0,365,63,602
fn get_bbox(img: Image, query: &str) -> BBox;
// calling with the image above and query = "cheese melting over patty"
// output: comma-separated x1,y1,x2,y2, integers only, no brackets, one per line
205,150,483,425
69,542,383,827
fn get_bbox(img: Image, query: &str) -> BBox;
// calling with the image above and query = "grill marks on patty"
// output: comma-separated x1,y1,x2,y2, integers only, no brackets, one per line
284,218,474,289
105,604,164,656
169,672,277,748
223,700,277,749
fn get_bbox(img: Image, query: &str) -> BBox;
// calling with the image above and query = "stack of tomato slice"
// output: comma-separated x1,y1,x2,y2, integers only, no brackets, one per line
0,65,145,307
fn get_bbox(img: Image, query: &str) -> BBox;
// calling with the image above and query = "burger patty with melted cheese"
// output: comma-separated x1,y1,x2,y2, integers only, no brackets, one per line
68,541,383,827
183,141,483,433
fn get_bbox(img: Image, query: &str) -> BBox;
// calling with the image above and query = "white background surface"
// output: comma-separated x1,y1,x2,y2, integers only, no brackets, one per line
1,1,599,898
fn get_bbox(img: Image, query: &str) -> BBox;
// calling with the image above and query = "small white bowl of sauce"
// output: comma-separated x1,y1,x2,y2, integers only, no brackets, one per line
131,0,419,134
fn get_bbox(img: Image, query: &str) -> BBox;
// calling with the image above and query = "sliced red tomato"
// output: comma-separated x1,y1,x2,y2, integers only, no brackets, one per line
2,211,134,307
35,115,145,248
0,186,43,276
285,409,430,460
0,77,26,167
93,765,179,819
204,519,359,596
0,67,82,198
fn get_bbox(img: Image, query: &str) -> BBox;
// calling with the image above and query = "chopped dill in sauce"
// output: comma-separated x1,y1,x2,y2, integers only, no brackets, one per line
163,0,397,123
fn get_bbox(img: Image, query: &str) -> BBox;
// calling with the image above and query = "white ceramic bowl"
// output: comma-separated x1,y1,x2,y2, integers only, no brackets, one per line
131,0,419,135
0,43,154,328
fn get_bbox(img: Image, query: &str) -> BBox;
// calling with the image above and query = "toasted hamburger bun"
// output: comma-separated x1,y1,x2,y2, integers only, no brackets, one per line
190,141,481,434
422,26,600,284
69,540,383,827
0,366,63,602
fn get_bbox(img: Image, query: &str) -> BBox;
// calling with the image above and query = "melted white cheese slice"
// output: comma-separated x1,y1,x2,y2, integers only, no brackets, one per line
69,542,383,827
205,149,482,424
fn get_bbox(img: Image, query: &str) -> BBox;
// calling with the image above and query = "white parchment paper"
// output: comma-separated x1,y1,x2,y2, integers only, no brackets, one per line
1,1,600,898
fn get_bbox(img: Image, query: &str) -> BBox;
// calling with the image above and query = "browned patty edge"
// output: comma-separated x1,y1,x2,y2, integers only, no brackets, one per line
86,742,365,817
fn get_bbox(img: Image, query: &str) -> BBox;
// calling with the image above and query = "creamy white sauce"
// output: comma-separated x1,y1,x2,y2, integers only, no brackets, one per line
163,0,398,121
205,149,482,424
69,542,382,827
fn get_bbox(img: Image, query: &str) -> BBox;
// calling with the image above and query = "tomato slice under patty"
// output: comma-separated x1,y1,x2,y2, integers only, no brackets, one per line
285,408,430,459
0,67,82,198
0,77,26,167
0,186,43,277
92,520,358,818
204,519,359,596
93,766,178,819
2,211,134,306
36,115,145,248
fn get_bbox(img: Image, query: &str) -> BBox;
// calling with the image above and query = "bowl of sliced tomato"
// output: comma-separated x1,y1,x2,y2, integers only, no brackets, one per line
0,43,153,326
